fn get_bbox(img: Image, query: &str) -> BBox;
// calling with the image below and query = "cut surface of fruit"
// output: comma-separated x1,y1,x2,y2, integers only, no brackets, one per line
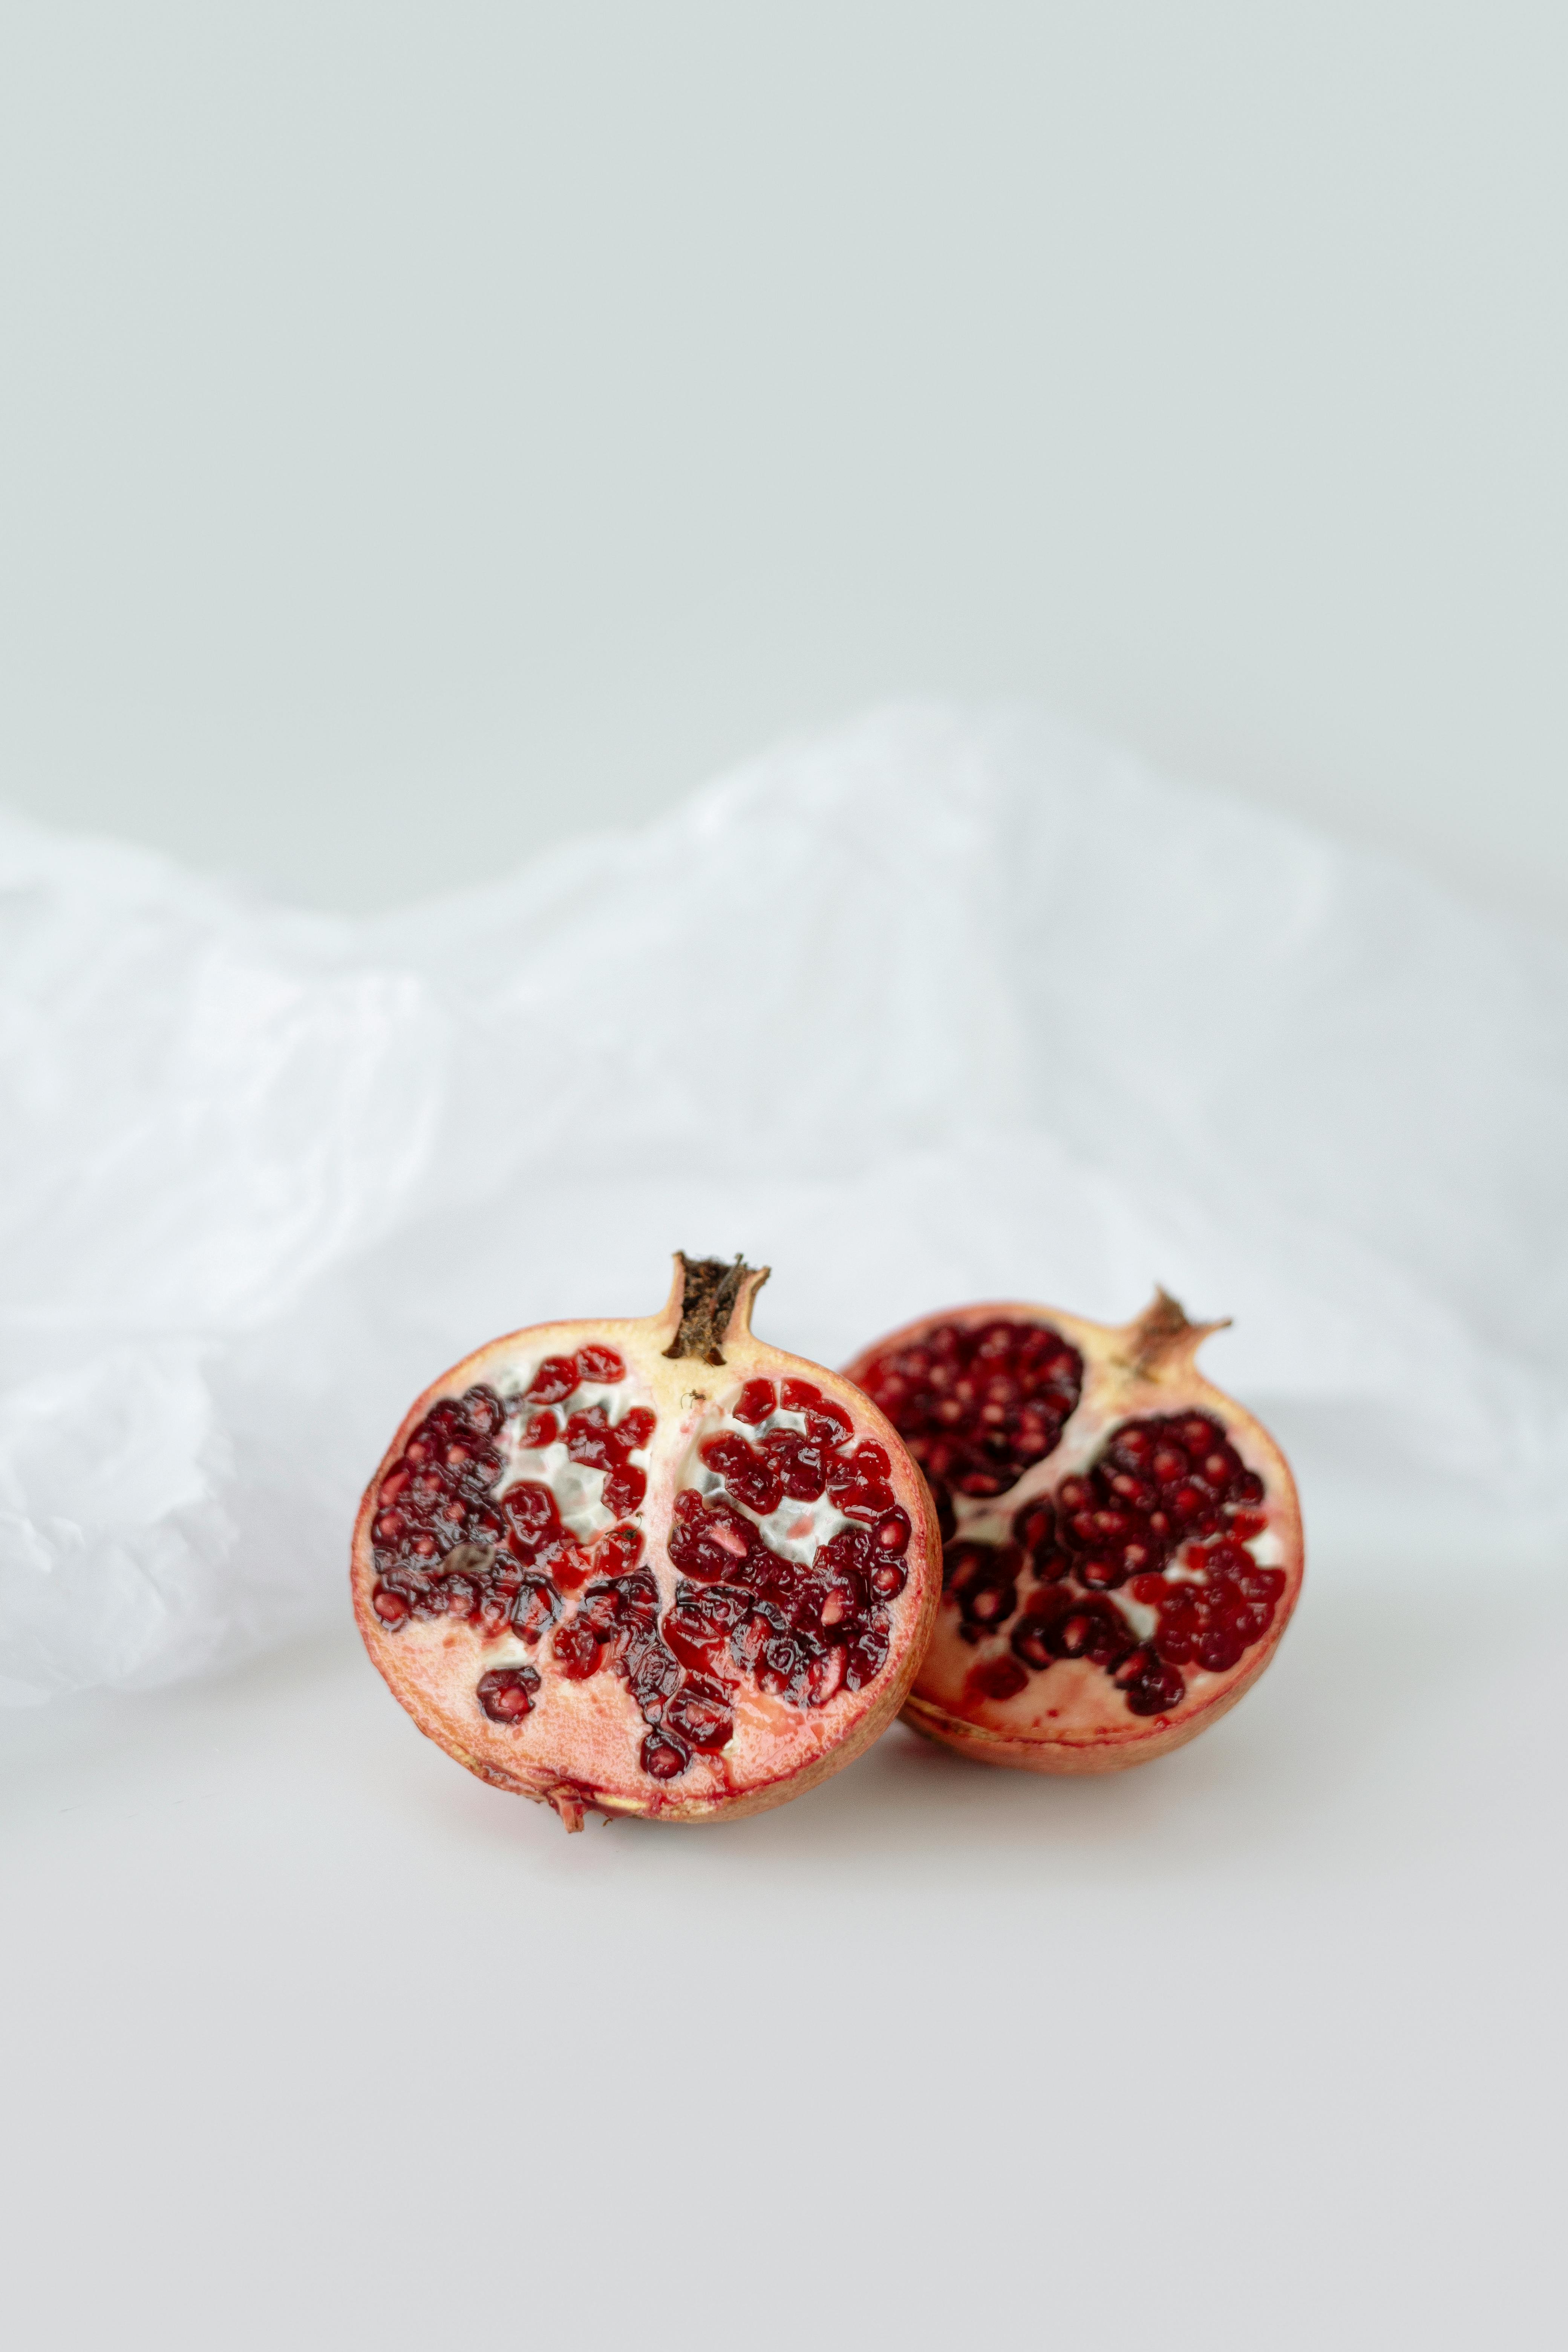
352,1257,941,1827
844,1292,1303,1773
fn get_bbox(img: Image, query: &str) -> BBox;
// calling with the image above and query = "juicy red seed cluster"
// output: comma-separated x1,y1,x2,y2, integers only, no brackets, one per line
545,1568,715,1779
947,1413,1283,1719
665,1499,901,1709
556,1401,653,1517
369,1354,673,1753
370,1362,910,1788
478,1665,541,1723
369,1384,510,1631
856,1319,1084,1508
658,1375,913,1724
1027,1413,1265,1589
526,1344,627,1403
525,1379,912,1781
698,1390,896,1522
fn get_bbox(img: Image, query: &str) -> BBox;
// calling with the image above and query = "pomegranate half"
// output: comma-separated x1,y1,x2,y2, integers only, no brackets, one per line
844,1292,1303,1773
353,1256,941,1827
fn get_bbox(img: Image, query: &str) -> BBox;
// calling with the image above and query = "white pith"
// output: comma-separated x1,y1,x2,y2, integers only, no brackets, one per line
685,1392,858,1561
493,1375,654,1542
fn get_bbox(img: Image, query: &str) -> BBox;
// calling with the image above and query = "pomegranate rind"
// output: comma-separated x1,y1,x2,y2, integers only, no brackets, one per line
352,1268,941,1826
843,1295,1304,1775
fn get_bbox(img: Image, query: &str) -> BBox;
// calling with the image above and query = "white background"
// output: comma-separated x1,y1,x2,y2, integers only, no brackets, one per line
1,2,1565,934
2,8,1564,2350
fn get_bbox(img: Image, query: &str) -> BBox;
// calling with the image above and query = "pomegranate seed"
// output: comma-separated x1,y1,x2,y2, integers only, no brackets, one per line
1197,1626,1246,1673
545,1540,593,1593
841,1617,890,1691
663,1585,749,1671
816,1565,868,1629
641,1730,690,1780
511,1577,563,1642
527,1357,577,1404
666,1678,734,1752
733,1378,778,1425
761,1429,830,1501
617,1406,656,1451
974,1654,1028,1701
755,1630,810,1698
803,1645,848,1708
626,1637,680,1720
373,1585,410,1628
564,1408,618,1471
503,1481,562,1556
593,1525,645,1577
699,1432,784,1517
551,1622,605,1680
856,1318,1083,1497
603,1462,648,1515
1012,1498,1055,1556
731,1607,784,1675
477,1667,540,1723
669,1490,760,1583
460,1385,506,1435
836,1480,896,1523
1112,1647,1186,1717
575,1344,625,1384
872,1505,911,1556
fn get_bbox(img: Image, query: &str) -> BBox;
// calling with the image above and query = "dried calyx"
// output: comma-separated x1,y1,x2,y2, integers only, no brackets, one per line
352,1254,941,1828
844,1291,1303,1773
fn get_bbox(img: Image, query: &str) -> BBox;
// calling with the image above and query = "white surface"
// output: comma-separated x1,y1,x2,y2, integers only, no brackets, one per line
1,2,1566,932
8,704,1567,1701
3,1511,1562,2351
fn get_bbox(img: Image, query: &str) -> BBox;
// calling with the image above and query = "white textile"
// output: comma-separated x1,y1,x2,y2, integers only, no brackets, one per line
3,704,1565,1701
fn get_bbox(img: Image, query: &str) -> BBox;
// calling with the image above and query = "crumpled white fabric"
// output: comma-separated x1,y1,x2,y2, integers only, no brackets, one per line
3,703,1565,1703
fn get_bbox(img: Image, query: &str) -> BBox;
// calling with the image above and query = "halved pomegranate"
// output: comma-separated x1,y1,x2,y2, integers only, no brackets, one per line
844,1292,1303,1773
352,1256,941,1827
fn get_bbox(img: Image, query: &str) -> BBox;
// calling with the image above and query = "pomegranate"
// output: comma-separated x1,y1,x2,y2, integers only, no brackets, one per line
844,1291,1302,1773
352,1256,941,1828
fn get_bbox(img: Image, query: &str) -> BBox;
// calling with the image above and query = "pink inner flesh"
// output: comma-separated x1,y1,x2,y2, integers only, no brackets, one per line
368,1359,913,1784
857,1321,1284,1724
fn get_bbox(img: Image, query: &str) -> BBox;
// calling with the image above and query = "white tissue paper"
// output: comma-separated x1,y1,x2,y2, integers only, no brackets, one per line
3,703,1565,1704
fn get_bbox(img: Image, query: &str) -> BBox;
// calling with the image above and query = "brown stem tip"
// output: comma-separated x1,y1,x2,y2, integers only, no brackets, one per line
547,1785,587,1833
1120,1286,1231,1380
665,1255,769,1365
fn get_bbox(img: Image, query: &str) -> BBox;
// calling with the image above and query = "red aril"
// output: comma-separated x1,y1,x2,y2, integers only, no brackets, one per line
843,1291,1303,1773
352,1256,941,1828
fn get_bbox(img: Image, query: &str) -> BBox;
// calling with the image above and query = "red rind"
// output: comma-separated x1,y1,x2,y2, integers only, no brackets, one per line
844,1293,1304,1774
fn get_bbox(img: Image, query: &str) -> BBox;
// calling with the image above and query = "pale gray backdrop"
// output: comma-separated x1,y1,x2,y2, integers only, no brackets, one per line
1,1,1564,926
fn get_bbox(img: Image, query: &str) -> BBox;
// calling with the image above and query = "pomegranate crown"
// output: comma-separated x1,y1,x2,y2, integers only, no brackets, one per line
1118,1287,1231,1382
663,1253,770,1364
